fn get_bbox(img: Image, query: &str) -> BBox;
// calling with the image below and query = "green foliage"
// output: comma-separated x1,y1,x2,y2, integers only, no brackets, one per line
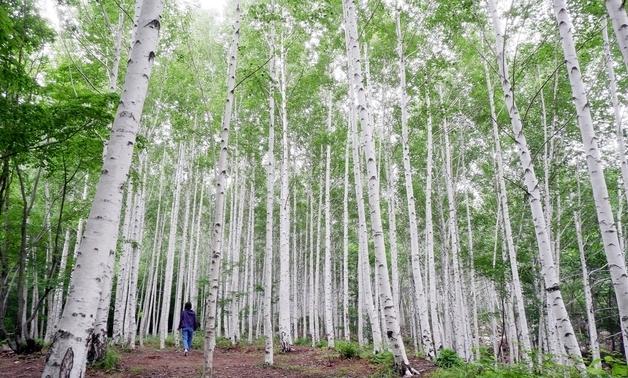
294,337,310,346
436,348,464,369
433,354,592,378
91,348,120,372
315,340,328,349
368,350,394,366
604,355,628,377
192,333,204,349
334,341,361,359
215,336,236,350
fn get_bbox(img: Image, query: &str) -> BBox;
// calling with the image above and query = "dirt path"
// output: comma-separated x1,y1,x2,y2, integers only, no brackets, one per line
0,345,435,377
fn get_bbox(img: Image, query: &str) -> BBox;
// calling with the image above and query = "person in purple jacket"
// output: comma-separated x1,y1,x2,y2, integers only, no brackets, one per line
178,302,199,356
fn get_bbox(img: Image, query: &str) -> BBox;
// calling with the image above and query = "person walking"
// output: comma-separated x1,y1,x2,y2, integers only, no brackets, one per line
178,302,199,356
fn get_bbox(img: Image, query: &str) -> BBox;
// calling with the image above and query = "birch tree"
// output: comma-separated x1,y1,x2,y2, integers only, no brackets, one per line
486,0,583,367
42,0,163,375
552,0,628,362
202,2,241,375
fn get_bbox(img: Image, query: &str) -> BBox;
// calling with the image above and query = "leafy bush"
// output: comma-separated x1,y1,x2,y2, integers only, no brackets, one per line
604,355,628,377
436,348,463,368
91,348,120,372
335,341,361,359
192,333,204,349
215,336,235,350
294,337,310,346
315,340,328,349
368,350,394,366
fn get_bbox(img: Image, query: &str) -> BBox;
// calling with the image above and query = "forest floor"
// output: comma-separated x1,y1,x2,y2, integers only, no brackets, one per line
0,343,435,377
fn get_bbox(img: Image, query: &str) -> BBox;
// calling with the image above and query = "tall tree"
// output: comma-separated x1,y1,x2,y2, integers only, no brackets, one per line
42,0,163,375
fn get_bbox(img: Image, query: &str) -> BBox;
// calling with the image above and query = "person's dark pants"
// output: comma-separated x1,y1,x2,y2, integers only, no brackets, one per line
182,328,194,351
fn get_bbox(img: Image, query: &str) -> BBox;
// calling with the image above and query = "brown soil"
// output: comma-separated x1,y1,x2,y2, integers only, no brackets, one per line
0,345,435,377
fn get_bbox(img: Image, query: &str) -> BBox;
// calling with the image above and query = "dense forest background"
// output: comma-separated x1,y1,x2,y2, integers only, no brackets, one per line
2,0,628,376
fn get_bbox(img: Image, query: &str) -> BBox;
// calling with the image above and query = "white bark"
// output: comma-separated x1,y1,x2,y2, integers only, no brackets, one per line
159,146,184,349
606,0,628,70
482,58,532,362
323,90,335,348
553,0,628,363
173,175,191,347
350,107,382,352
277,33,292,352
202,3,240,375
395,9,434,360
602,21,628,200
574,211,601,368
343,0,415,373
263,44,276,365
440,92,470,360
342,141,350,341
424,93,442,352
486,0,583,367
42,1,162,375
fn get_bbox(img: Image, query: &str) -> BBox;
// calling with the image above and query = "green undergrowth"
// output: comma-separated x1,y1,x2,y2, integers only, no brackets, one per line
335,340,361,359
432,348,628,378
91,348,120,372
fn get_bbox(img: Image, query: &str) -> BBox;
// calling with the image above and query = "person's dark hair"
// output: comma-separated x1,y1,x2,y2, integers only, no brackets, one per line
185,302,192,310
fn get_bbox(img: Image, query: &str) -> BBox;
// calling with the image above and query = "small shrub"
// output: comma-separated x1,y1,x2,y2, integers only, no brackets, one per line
92,348,120,371
315,340,328,349
294,337,310,346
191,333,204,349
368,350,394,366
335,341,361,359
604,355,628,377
436,348,463,369
215,336,236,350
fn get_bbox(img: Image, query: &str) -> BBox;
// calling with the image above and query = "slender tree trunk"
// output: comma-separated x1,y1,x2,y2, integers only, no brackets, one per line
482,58,532,362
342,141,350,342
350,109,382,353
42,1,162,375
277,32,293,353
202,3,240,375
395,9,434,360
605,0,628,70
553,0,628,363
323,90,335,348
343,0,416,373
424,93,442,352
602,21,628,199
574,210,601,368
173,178,191,347
160,146,184,348
486,0,583,367
263,43,276,365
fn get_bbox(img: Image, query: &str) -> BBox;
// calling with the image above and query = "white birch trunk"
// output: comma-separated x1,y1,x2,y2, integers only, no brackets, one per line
343,0,415,373
202,3,240,375
424,93,442,352
42,1,162,375
277,33,292,352
395,9,434,360
574,211,601,368
482,59,532,362
263,44,276,365
602,21,628,200
606,0,628,70
553,0,628,363
173,177,191,347
342,141,350,342
323,90,335,348
159,146,184,348
486,0,583,366
350,109,382,352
